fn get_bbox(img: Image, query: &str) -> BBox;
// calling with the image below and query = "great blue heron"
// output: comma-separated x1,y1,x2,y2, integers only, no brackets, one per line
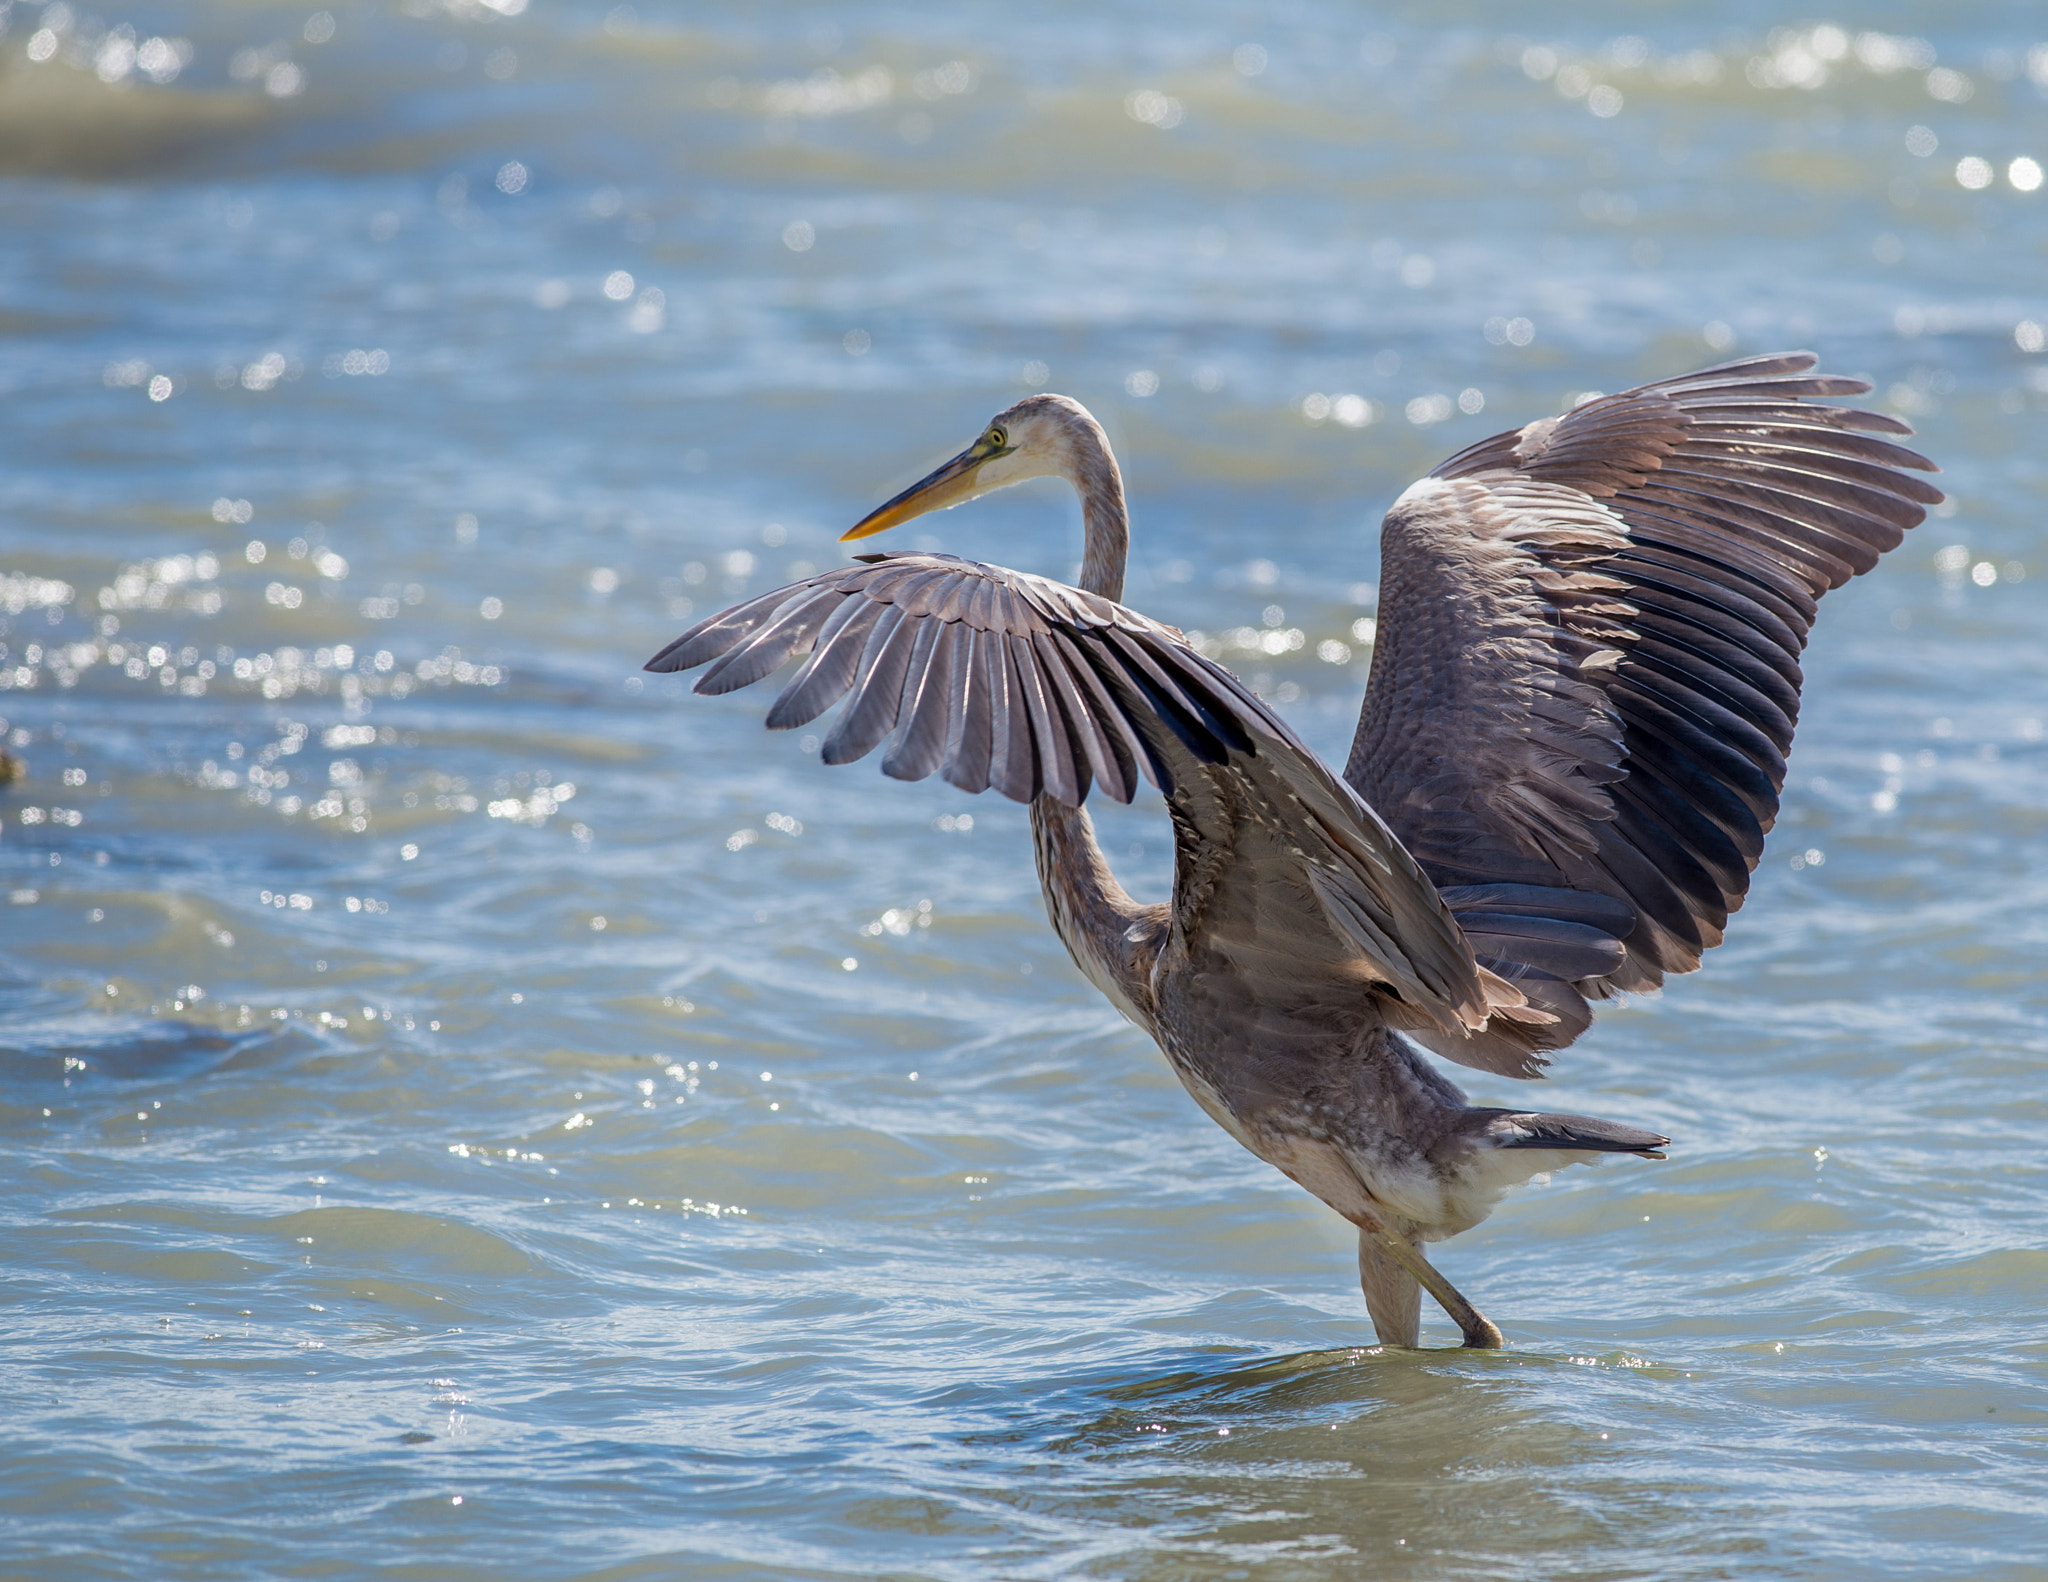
650,354,1940,1347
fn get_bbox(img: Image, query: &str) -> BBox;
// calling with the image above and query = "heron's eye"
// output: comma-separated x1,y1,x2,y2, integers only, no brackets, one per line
987,428,1006,449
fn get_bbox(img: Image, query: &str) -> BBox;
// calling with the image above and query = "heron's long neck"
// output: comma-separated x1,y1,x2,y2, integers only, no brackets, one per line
1029,425,1153,1023
1068,433,1129,601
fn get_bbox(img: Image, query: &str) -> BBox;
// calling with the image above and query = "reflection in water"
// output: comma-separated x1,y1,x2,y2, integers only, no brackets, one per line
968,1348,1653,1570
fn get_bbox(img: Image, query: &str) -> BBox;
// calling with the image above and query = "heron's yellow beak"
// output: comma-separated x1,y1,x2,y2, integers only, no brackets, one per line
840,438,999,541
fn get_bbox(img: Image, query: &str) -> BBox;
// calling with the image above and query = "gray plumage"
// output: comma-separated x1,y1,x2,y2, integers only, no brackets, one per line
649,362,1939,1347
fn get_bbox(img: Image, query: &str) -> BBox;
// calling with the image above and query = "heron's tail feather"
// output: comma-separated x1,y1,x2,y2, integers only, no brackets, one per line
1427,1108,1668,1232
1478,1109,1670,1159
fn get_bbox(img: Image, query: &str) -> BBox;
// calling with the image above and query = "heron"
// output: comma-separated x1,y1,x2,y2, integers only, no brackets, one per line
649,353,1940,1348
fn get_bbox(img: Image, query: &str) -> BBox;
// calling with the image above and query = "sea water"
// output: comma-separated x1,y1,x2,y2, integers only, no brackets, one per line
2,2,2045,1576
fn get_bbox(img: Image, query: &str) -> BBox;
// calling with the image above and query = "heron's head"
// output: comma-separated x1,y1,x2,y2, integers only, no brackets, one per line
841,394,1106,542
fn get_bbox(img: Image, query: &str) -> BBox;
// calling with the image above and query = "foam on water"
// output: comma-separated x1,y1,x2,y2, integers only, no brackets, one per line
2,1,2046,1576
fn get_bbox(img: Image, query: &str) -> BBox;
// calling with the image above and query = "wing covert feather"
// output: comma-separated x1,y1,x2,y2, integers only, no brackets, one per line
651,547,1504,1044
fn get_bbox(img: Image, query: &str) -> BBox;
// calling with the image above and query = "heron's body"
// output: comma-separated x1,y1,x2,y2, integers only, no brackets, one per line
652,356,1940,1346
1025,679,1633,1345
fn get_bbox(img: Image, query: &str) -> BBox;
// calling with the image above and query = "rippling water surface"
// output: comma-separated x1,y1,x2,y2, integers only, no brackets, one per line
4,2,2047,1576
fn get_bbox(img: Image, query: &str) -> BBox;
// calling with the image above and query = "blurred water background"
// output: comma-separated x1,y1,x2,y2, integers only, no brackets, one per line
2,1,2046,1576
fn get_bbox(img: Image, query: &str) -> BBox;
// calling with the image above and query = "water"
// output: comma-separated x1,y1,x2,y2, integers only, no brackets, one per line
3,2,2046,1575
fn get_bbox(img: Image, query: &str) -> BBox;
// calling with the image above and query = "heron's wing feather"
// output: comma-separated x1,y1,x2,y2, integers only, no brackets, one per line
650,550,1502,1042
1348,353,1939,1049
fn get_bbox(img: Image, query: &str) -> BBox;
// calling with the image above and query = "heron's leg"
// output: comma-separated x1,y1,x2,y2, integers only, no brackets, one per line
1357,1229,1421,1347
1362,1227,1503,1350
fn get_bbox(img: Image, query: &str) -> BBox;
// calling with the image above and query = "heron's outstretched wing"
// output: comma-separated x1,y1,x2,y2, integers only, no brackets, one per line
650,550,1508,1042
1346,353,1940,1056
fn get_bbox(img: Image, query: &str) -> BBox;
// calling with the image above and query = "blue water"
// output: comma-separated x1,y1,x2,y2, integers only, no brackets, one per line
3,3,2047,1576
